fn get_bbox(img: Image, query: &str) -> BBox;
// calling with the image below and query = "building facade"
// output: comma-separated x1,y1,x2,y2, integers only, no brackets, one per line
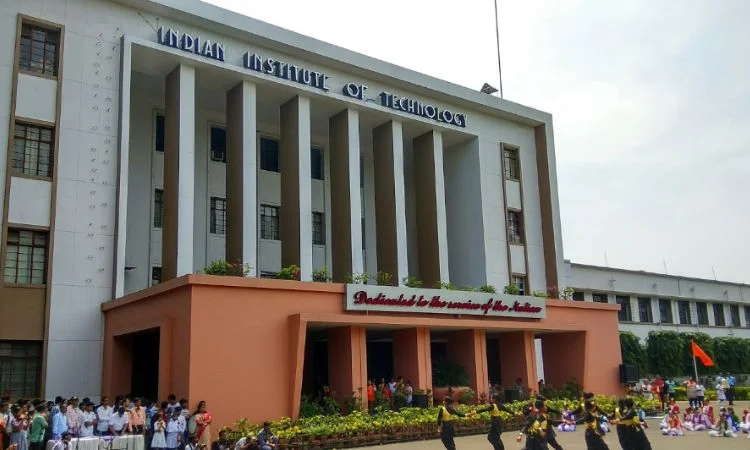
564,262,750,340
0,0,570,403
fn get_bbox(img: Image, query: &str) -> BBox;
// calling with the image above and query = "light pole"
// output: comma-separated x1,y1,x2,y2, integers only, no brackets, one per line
493,0,504,98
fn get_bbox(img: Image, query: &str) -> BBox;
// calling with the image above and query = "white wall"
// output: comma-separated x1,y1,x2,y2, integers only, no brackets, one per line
8,177,52,226
15,74,57,123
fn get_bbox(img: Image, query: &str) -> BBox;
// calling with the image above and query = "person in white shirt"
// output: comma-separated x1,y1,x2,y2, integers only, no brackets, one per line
109,407,130,436
96,397,114,435
79,402,97,438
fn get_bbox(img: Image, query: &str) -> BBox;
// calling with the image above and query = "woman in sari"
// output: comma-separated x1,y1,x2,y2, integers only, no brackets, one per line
193,402,212,447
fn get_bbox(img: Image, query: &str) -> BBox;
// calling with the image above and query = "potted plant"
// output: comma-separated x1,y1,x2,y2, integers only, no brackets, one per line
412,389,429,408
432,358,471,403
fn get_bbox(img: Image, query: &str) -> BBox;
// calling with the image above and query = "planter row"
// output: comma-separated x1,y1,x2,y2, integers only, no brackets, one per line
272,421,523,450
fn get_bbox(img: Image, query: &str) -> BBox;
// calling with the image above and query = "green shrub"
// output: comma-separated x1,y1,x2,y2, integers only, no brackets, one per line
402,276,422,288
503,284,520,295
376,271,393,286
478,285,497,293
345,272,369,284
432,358,469,386
312,267,331,282
203,260,252,276
276,265,301,280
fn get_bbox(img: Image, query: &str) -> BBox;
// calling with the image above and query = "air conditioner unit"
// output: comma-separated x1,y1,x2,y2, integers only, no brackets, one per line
211,149,225,162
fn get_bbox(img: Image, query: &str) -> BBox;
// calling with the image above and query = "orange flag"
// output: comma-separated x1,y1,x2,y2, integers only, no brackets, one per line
691,341,714,367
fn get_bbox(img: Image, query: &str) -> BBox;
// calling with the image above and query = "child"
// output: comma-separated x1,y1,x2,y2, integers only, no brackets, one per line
739,409,750,434
709,409,737,438
661,411,684,436
151,412,167,450
166,412,181,450
684,408,709,431
702,399,715,425
637,406,648,429
557,409,576,432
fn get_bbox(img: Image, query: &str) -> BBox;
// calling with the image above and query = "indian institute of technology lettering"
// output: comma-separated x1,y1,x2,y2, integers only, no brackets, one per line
156,27,468,128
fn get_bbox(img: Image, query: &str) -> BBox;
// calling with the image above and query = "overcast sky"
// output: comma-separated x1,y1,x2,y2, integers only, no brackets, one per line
205,0,750,284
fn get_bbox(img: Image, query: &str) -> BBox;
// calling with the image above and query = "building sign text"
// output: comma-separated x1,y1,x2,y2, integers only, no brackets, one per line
345,285,545,319
243,53,330,92
157,27,225,62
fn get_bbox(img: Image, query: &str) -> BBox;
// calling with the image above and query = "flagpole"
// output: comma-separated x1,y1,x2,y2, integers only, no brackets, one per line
693,354,698,382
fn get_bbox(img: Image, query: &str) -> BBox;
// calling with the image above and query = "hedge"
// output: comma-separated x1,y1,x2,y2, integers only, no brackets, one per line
670,386,750,401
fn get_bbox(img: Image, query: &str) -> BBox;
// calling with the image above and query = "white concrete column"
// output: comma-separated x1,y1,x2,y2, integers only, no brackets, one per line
162,64,195,279
226,81,257,275
372,120,408,285
329,109,363,281
280,95,313,280
413,130,450,287
114,38,132,297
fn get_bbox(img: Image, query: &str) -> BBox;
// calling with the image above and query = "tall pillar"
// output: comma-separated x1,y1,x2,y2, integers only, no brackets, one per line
447,330,489,397
328,326,368,410
372,121,408,285
498,331,538,393
329,109,363,281
393,328,432,391
225,81,257,273
162,64,195,280
413,131,449,287
280,96,313,280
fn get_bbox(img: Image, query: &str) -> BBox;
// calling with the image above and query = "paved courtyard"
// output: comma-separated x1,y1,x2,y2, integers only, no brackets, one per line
367,401,750,450
371,428,747,450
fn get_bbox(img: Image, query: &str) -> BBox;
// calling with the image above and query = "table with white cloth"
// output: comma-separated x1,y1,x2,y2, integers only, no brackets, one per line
46,435,144,450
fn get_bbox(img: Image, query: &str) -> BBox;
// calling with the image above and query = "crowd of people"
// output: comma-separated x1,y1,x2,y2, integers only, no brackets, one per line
656,397,750,438
0,394,285,450
634,373,738,410
365,377,414,408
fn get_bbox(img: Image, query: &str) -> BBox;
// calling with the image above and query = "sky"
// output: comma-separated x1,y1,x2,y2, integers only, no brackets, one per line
204,0,750,284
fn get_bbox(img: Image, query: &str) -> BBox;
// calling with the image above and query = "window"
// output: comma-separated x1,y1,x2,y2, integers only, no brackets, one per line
19,23,60,77
13,122,53,178
507,210,523,244
616,295,632,322
210,126,226,162
503,147,519,180
155,114,165,152
151,267,161,286
511,275,526,296
592,293,608,304
0,341,41,398
153,189,163,228
311,147,324,180
730,305,741,327
312,212,325,245
696,302,709,326
678,300,692,325
260,137,279,172
638,298,653,323
210,197,226,235
261,205,279,240
4,229,47,285
713,303,726,327
744,306,750,328
658,298,673,324
572,291,584,301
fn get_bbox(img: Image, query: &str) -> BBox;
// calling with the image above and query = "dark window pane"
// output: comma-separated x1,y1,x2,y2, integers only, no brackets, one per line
503,147,519,180
19,23,60,76
260,138,280,172
507,211,523,244
0,341,42,397
616,296,632,322
312,212,325,245
155,114,165,152
210,197,226,235
153,189,163,228
658,298,673,324
311,147,324,180
210,126,226,162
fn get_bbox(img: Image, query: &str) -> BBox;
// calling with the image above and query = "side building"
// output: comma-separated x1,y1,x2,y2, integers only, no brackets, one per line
564,262,750,340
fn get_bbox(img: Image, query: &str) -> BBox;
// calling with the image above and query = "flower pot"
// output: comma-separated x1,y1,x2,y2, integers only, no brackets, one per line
432,386,472,404
413,392,429,408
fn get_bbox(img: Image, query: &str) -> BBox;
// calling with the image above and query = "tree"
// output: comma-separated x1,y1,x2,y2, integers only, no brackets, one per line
619,332,648,376
679,332,716,376
713,337,750,374
646,331,683,377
